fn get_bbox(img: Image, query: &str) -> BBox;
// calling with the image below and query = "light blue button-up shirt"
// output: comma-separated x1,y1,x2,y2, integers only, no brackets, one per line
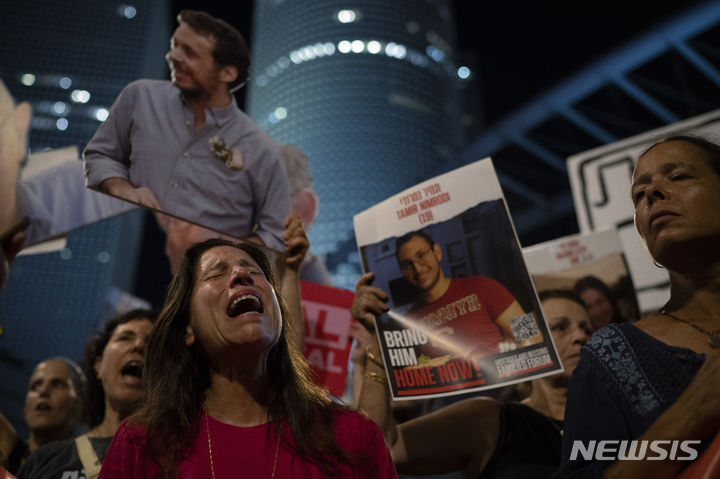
83,80,291,251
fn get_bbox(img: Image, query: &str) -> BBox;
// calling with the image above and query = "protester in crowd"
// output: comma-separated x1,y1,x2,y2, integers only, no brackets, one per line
348,322,435,427
23,359,84,453
0,358,84,474
572,275,626,329
163,213,309,350
98,239,396,478
17,309,156,479
556,135,720,478
83,10,291,251
352,276,591,478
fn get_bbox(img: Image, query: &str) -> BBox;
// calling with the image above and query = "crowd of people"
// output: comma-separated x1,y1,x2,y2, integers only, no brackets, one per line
2,6,719,479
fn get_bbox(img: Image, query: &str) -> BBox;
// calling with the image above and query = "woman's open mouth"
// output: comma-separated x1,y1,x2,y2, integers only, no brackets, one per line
227,294,263,318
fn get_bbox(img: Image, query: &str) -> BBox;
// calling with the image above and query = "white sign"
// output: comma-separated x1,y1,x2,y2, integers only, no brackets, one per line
567,109,720,312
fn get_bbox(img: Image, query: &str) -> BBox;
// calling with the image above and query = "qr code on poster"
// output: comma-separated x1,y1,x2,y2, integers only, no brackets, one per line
510,313,539,340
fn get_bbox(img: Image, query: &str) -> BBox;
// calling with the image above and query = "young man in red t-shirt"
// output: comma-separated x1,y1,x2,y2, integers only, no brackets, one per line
395,230,535,359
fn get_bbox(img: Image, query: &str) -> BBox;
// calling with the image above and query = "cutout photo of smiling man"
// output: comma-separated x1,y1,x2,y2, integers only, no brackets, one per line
83,10,291,252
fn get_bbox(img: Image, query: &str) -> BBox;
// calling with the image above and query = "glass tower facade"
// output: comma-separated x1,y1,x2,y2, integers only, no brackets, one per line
0,0,169,437
246,0,464,287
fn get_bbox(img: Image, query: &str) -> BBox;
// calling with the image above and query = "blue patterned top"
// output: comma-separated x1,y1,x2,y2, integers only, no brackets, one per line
554,323,705,478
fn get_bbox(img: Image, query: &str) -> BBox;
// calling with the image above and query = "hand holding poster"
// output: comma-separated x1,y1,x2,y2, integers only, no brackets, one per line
354,158,562,400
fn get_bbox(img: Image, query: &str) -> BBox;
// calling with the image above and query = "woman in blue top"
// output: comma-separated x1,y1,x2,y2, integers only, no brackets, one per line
556,135,720,478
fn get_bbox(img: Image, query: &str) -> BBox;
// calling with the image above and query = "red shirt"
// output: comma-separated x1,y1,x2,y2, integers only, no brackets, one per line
98,408,396,479
408,276,516,358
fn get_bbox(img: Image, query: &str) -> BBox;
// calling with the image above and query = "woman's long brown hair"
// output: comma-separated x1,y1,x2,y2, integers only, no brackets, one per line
138,238,367,476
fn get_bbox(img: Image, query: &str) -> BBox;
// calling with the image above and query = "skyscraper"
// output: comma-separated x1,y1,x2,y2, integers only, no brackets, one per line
246,0,465,287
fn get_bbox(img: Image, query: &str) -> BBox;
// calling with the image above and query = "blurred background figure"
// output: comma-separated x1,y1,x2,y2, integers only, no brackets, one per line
280,144,332,286
23,359,84,453
573,275,629,330
0,358,84,475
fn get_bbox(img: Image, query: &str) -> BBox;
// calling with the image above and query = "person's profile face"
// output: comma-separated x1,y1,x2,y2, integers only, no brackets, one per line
631,140,720,264
23,360,79,433
187,246,282,357
579,288,614,330
165,22,224,99
543,298,592,376
396,236,442,292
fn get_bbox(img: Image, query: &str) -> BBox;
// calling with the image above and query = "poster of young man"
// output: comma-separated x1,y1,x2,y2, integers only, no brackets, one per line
523,228,640,330
353,158,562,400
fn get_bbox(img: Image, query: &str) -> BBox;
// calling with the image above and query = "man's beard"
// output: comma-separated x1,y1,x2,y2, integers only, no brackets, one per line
177,82,211,101
172,71,212,100
414,270,440,293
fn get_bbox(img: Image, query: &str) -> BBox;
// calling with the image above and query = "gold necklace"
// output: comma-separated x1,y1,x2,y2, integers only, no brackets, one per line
660,309,720,348
204,407,280,479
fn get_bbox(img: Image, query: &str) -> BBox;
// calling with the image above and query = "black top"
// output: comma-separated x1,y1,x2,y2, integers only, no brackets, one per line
479,402,563,479
16,436,113,479
8,438,29,475
555,323,704,478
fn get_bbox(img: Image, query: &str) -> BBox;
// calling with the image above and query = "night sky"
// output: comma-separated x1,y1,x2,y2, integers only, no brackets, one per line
170,0,708,127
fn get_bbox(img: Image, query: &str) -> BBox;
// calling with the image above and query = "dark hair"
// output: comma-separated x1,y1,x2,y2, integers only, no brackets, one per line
572,276,623,324
395,229,435,260
81,308,157,428
538,289,584,307
177,10,251,89
641,134,720,177
139,238,365,476
41,356,85,395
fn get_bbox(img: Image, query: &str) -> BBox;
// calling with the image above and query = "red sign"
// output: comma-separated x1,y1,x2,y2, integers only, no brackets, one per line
300,281,355,397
